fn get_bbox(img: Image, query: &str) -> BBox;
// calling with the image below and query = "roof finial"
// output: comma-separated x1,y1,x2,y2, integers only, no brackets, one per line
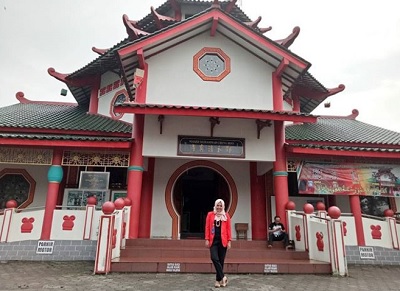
212,0,221,8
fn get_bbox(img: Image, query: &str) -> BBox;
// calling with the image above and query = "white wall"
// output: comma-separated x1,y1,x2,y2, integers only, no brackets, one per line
146,32,274,110
0,165,49,209
150,158,252,239
98,71,133,123
143,115,275,161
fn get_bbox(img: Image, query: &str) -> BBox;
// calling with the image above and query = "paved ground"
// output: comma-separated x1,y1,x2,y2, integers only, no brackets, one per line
0,261,400,291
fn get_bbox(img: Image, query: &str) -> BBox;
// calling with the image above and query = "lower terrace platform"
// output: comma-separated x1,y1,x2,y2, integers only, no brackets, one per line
111,239,331,274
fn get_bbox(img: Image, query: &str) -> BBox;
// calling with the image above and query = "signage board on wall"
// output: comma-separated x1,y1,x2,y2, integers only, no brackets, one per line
36,240,55,254
359,246,375,259
297,162,400,196
178,136,245,158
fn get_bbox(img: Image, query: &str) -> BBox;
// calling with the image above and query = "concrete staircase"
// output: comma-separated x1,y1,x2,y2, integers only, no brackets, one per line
111,239,331,274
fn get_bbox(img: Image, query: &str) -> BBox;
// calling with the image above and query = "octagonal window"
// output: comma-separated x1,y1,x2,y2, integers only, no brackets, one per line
0,169,36,210
193,47,231,82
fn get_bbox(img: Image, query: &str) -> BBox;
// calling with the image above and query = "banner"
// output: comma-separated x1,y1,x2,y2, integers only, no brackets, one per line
297,162,400,196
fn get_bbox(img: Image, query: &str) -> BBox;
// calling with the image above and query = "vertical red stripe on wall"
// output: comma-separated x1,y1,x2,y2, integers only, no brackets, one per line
138,158,155,238
250,162,267,240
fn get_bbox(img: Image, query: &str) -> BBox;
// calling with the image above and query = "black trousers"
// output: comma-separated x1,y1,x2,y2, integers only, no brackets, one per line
268,232,289,246
210,237,227,281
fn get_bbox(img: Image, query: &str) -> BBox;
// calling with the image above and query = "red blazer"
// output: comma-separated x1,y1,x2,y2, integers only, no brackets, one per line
205,211,232,247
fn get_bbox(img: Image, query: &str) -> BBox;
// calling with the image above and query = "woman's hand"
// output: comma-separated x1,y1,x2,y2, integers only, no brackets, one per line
205,240,210,248
227,241,231,250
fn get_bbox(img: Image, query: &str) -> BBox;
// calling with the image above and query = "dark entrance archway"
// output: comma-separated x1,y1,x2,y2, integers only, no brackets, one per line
173,167,230,239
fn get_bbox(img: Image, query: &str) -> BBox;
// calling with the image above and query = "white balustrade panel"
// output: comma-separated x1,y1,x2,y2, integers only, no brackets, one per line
362,217,392,248
340,216,357,246
7,210,44,242
308,218,330,263
51,210,86,240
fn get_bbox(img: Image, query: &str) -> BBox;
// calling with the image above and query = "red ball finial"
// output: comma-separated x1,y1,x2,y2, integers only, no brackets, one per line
102,201,116,215
328,206,341,219
6,199,18,208
123,197,132,206
285,201,296,210
114,198,125,210
383,209,394,217
303,203,314,214
87,196,97,205
316,202,326,211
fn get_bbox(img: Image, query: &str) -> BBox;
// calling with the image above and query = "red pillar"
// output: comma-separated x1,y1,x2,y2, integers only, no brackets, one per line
139,157,155,238
292,94,300,113
272,72,289,227
41,150,63,240
250,162,267,240
349,195,365,246
127,114,145,239
88,77,100,114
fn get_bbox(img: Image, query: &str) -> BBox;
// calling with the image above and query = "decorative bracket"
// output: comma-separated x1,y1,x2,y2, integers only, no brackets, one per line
158,115,165,134
256,119,272,139
209,117,220,137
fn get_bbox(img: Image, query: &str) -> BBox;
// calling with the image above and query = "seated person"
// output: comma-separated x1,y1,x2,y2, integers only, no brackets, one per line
267,216,291,249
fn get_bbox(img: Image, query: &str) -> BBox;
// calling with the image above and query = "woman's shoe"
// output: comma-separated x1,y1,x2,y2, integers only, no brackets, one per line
214,281,220,288
220,276,228,287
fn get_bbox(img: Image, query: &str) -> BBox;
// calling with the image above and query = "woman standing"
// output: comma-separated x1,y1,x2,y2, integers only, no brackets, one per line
205,199,232,288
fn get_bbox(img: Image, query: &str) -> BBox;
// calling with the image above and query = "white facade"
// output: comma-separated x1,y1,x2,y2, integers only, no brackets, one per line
150,158,252,239
146,32,274,110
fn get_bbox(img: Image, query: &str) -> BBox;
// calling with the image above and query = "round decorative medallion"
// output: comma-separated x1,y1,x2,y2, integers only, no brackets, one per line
193,47,231,82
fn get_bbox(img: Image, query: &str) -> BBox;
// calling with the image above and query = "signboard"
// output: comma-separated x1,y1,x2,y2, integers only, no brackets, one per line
264,264,278,273
178,136,245,158
359,246,375,259
36,240,55,254
79,171,110,190
166,263,181,272
297,162,400,196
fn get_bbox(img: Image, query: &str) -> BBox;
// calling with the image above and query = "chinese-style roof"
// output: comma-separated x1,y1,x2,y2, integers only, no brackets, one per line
0,103,132,135
59,0,330,112
286,117,400,146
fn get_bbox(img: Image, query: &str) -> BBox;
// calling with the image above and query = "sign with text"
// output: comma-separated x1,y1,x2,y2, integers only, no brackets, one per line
178,136,245,158
166,263,181,272
359,246,375,259
36,240,55,254
264,264,278,273
298,162,400,196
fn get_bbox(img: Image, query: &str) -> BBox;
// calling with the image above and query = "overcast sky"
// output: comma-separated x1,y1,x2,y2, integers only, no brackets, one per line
1,0,399,132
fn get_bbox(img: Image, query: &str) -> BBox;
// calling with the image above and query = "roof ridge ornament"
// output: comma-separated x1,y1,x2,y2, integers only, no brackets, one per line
151,6,177,29
275,26,300,48
123,14,149,40
168,0,182,21
224,0,237,13
48,67,69,83
211,0,221,9
92,47,109,55
16,92,29,104
244,16,262,28
319,108,359,120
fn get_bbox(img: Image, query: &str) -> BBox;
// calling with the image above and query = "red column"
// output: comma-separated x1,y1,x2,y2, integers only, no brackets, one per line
88,77,100,114
292,94,300,113
127,114,145,239
40,150,63,240
272,72,289,226
349,195,365,246
250,162,267,240
139,157,155,238
273,121,289,227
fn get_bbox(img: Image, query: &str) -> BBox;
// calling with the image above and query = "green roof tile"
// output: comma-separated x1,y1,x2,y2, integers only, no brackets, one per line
286,118,400,145
0,103,132,134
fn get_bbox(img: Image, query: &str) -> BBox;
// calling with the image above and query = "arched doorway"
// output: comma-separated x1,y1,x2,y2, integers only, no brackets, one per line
173,167,230,239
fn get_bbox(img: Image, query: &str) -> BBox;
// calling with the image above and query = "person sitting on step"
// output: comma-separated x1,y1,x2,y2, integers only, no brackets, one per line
267,215,292,250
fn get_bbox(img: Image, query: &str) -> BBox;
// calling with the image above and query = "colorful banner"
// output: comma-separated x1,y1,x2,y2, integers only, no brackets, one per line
297,162,400,196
